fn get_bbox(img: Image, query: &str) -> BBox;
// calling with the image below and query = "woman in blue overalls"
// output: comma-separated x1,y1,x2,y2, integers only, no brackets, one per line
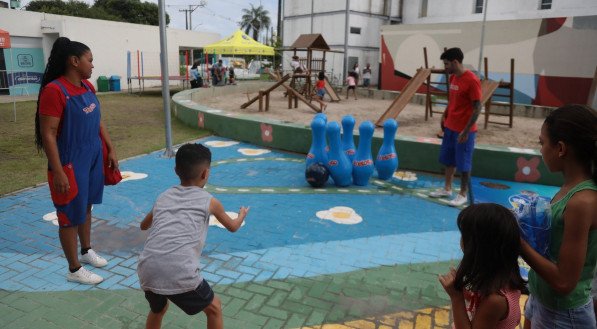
35,37,118,285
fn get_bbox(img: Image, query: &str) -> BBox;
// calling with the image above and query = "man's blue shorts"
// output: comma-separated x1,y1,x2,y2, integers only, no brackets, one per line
438,128,476,172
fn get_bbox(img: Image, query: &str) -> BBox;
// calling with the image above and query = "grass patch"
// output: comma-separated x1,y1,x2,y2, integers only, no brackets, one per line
0,89,209,195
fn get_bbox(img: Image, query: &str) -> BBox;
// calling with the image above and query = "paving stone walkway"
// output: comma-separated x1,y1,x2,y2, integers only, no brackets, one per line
0,137,551,328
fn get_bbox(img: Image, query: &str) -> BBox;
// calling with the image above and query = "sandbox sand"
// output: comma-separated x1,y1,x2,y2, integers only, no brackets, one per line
201,87,544,149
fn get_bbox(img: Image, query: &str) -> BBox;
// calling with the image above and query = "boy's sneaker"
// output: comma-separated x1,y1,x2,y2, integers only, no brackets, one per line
80,249,108,267
67,267,103,285
448,194,468,207
429,188,452,198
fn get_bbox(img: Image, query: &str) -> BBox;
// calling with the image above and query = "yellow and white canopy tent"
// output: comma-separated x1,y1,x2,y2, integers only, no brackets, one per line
203,29,274,56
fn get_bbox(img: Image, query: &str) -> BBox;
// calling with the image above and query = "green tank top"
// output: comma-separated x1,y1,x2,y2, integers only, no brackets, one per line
528,180,597,310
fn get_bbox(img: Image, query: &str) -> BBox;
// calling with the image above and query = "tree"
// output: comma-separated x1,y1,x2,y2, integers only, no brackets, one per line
26,0,168,26
93,0,168,26
239,4,271,42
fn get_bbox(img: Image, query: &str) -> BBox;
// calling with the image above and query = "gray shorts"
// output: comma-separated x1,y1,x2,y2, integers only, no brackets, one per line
524,294,595,328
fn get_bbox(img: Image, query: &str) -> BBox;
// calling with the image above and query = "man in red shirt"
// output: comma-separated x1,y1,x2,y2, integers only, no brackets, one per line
429,48,482,207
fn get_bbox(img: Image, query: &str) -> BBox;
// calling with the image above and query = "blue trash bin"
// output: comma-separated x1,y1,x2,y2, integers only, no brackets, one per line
109,75,121,92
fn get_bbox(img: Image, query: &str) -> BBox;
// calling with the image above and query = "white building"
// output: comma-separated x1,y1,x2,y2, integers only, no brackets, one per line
402,0,597,24
0,8,220,95
281,0,597,86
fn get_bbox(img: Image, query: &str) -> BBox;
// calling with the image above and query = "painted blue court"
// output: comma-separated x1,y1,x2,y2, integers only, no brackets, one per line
0,136,558,295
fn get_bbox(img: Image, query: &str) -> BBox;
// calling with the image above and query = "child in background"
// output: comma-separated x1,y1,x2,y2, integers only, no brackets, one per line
439,203,525,329
346,71,357,100
137,143,250,329
362,63,372,88
522,104,597,328
313,71,327,112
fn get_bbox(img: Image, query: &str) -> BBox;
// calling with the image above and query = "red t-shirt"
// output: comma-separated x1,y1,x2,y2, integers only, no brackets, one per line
316,80,325,90
444,70,481,133
39,77,96,118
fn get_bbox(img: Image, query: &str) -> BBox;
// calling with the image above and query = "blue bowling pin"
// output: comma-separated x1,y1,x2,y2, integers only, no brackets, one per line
375,119,399,180
341,115,356,162
352,121,375,186
314,113,327,123
306,118,328,168
326,122,352,187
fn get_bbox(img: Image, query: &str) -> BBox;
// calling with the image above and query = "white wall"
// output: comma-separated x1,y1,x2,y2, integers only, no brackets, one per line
282,0,389,85
402,0,597,24
0,8,220,90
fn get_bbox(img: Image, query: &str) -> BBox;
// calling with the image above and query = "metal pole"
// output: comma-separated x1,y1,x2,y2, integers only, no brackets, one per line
343,0,349,81
10,48,16,121
477,0,488,78
189,5,193,31
158,0,174,157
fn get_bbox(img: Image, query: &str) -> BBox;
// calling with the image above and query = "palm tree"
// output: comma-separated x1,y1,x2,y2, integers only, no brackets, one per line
239,4,271,42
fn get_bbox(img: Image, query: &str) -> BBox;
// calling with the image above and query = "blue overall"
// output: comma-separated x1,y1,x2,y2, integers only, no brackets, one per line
52,80,104,227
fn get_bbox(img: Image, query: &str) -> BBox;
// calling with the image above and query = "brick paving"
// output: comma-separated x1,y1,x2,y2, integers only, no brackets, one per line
0,137,550,328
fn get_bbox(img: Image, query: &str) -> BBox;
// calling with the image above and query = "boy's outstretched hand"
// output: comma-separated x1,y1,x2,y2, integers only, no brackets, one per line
210,198,249,232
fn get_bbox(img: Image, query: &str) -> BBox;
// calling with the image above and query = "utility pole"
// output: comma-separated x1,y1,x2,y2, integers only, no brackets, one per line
179,1,207,30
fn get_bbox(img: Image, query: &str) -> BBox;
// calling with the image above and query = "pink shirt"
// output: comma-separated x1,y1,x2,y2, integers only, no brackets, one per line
346,76,356,86
464,289,521,329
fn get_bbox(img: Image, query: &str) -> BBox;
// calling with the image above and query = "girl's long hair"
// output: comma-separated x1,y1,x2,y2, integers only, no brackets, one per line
544,104,597,184
34,37,90,151
454,203,526,296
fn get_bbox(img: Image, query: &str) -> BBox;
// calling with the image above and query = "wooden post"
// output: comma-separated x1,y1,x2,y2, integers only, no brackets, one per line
259,90,264,112
509,58,515,128
288,92,292,109
423,47,430,120
265,92,270,111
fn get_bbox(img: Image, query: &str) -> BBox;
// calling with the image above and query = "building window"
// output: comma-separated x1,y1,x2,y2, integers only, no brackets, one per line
540,0,552,10
350,27,361,34
474,0,484,13
420,0,428,17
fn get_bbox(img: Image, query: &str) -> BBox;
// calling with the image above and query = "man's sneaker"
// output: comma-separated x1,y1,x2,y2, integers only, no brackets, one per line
429,188,452,198
80,249,108,267
67,267,103,285
448,194,468,207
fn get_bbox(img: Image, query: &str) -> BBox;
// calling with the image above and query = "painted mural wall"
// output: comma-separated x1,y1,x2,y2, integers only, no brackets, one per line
380,16,597,107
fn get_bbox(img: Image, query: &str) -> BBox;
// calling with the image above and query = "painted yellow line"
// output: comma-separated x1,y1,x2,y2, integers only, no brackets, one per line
298,295,528,329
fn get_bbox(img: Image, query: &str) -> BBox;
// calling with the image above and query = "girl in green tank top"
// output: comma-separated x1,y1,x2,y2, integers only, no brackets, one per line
521,104,597,328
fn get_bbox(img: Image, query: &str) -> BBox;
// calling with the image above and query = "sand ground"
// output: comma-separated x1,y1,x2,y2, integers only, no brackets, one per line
201,87,544,149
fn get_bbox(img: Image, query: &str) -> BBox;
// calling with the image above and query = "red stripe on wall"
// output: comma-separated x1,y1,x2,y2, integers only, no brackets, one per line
534,75,592,107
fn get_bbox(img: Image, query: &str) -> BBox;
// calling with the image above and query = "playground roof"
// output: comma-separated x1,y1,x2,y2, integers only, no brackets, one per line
290,34,330,50
203,30,274,56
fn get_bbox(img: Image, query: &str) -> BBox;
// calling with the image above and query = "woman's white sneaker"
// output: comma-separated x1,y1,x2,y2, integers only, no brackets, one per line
80,249,108,267
429,188,452,198
67,267,103,285
448,194,468,207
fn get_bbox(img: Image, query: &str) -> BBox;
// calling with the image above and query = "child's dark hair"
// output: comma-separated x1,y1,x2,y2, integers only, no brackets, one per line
175,143,212,181
440,47,464,63
544,104,597,184
349,71,356,78
318,71,325,80
35,37,90,151
454,203,526,296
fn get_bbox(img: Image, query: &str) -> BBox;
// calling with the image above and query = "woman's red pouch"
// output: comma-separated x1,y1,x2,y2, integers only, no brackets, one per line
48,163,78,205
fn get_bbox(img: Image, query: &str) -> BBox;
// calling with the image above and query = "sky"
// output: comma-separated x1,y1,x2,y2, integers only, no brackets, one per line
18,0,278,41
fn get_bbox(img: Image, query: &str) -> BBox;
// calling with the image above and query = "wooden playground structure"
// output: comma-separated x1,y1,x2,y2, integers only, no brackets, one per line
240,34,342,113
375,48,515,129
